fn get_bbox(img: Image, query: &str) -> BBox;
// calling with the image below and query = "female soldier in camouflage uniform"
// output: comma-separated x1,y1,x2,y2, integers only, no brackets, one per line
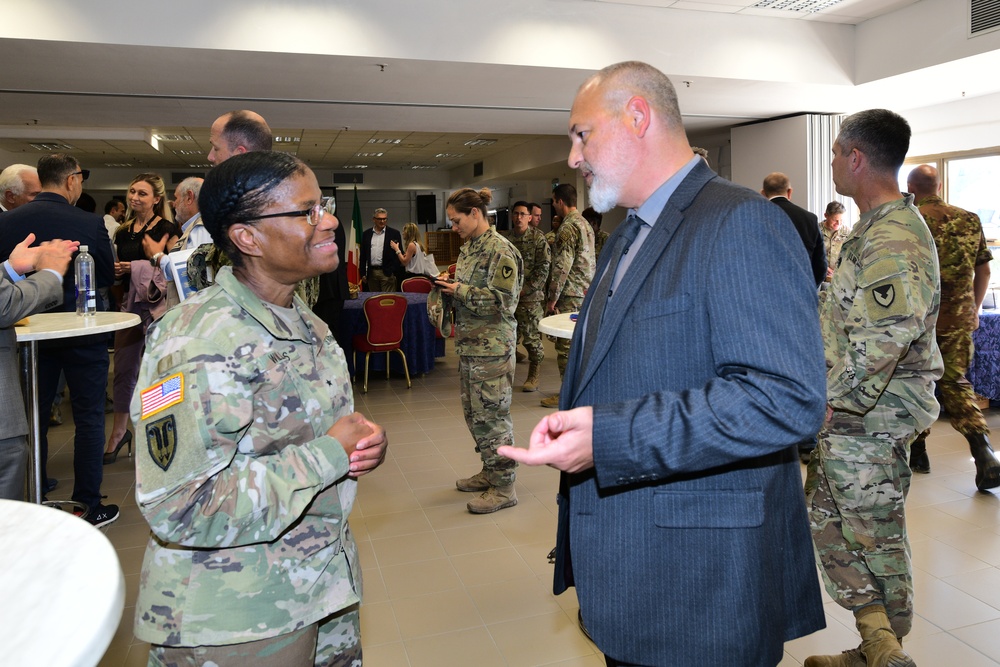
436,187,523,514
131,151,387,666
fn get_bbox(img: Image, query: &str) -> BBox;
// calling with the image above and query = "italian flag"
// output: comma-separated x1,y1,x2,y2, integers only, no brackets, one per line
347,185,363,285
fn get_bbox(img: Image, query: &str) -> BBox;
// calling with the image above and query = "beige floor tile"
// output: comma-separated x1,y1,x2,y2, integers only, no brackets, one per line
359,600,401,645
404,627,506,667
391,589,484,639
363,508,433,539
904,629,1000,666
945,529,1000,566
489,610,597,666
371,531,446,567
952,618,1000,663
360,640,410,667
911,537,993,578
914,577,1000,630
403,467,466,490
906,505,983,539
943,567,1000,608
436,522,513,556
411,484,465,509
381,557,463,599
467,575,564,624
450,547,535,587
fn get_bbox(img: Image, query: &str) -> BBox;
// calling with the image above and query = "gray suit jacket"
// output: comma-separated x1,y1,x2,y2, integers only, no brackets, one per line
0,268,63,439
555,161,827,665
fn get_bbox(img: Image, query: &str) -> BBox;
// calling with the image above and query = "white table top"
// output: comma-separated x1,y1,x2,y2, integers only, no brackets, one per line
15,311,140,342
0,500,125,666
539,312,577,339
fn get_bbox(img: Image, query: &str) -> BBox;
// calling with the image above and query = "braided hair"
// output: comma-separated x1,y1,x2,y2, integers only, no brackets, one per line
199,151,307,267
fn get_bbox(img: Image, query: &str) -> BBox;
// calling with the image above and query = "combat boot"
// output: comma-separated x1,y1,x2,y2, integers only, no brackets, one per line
967,433,1000,491
456,470,491,492
540,393,560,408
909,436,930,474
523,362,540,392
855,605,915,667
516,349,527,363
803,648,865,667
467,484,517,514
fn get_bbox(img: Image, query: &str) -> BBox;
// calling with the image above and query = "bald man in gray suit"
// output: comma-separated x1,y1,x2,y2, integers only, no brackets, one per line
0,233,77,499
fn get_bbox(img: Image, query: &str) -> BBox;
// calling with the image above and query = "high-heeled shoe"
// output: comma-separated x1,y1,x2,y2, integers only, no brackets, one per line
103,431,133,465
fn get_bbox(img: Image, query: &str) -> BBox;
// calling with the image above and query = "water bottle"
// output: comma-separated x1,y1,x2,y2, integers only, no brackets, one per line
75,245,97,316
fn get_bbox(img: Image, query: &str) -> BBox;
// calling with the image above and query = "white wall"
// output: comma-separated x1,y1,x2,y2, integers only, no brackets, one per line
730,115,813,208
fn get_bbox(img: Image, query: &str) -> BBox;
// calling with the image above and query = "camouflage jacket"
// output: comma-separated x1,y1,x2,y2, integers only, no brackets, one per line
503,225,550,303
547,209,595,303
453,226,522,356
822,224,849,279
822,195,943,432
594,229,610,260
132,266,360,646
916,194,993,332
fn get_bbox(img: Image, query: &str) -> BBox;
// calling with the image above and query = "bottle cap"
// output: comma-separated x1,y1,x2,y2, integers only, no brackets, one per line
80,245,89,252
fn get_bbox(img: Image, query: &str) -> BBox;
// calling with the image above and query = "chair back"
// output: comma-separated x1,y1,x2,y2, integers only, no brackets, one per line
362,294,407,347
401,277,434,293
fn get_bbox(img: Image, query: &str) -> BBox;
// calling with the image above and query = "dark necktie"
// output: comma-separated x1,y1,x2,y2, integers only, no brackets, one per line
581,214,644,372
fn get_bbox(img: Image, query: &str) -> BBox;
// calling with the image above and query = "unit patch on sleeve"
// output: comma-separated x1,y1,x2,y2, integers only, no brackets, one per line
140,372,184,419
146,415,177,471
491,254,517,293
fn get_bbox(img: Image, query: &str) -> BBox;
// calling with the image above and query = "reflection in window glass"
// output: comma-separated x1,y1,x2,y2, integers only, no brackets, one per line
946,155,1000,240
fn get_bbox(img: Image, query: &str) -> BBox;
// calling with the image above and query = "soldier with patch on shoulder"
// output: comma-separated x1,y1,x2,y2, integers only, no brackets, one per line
805,109,943,667
435,187,523,514
502,200,551,391
131,151,387,665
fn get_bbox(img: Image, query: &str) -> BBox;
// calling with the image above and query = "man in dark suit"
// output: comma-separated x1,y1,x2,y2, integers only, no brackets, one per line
762,172,827,286
359,208,402,292
0,233,76,500
500,61,826,666
313,200,350,351
0,154,117,527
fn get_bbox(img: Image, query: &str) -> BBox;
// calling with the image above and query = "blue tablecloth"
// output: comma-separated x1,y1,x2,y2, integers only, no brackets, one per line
969,310,1000,401
342,291,445,377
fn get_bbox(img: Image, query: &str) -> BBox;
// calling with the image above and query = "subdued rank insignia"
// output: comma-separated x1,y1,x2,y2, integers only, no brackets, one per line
872,284,895,307
146,415,177,471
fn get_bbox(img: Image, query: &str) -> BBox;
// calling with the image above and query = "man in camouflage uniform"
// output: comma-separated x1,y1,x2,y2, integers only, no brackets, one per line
821,200,849,283
906,164,999,486
582,206,608,259
132,265,386,665
503,200,550,390
805,110,943,667
438,193,524,513
542,183,595,408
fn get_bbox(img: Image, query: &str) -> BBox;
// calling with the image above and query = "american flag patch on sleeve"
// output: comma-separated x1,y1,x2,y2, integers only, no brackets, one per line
140,373,184,419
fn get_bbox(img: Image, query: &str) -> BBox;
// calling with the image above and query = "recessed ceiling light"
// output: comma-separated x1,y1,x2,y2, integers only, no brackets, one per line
173,149,204,155
153,134,193,142
356,152,384,158
274,136,300,143
410,165,436,170
104,163,133,167
368,138,402,145
187,163,210,168
464,139,497,147
344,164,369,169
435,153,464,158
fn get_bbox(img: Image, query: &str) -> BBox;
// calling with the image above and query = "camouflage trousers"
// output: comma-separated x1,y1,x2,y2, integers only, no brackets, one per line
148,604,361,667
515,300,545,364
805,409,916,638
923,328,988,438
459,354,516,486
554,296,584,378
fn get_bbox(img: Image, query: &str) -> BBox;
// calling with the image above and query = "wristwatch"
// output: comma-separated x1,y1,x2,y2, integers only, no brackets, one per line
150,252,164,266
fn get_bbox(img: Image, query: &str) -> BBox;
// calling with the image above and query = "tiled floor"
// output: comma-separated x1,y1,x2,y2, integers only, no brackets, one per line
40,337,1000,666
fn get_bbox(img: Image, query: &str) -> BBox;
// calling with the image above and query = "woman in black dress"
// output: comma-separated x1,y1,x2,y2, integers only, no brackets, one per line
104,173,179,463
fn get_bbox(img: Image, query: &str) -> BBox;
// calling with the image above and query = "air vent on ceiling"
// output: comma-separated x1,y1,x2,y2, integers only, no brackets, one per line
971,0,1000,35
749,0,844,13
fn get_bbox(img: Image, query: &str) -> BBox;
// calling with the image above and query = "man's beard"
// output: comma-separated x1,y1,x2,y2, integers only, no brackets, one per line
583,147,630,213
